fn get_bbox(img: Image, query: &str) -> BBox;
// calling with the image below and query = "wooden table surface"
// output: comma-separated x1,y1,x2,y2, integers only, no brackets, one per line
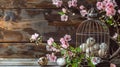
0,58,63,67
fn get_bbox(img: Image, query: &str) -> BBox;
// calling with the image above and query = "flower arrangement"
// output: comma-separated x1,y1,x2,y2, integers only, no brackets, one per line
51,0,120,61
30,33,102,67
29,0,120,67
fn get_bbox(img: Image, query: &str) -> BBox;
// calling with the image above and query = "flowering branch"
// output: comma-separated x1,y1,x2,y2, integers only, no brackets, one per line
30,33,42,45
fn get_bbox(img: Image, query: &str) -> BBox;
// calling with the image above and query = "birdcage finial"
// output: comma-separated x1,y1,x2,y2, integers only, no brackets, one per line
87,8,98,19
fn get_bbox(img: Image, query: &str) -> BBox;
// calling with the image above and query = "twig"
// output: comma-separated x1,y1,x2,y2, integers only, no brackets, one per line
110,46,120,60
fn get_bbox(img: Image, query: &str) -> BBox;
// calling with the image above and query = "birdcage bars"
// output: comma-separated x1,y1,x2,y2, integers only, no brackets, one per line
76,19,109,45
76,8,110,58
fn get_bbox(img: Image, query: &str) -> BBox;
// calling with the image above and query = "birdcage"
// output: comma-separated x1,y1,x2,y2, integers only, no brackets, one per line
76,8,110,58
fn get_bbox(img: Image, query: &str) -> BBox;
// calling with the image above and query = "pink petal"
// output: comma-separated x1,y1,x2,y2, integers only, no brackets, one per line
118,10,120,14
80,10,88,17
64,34,71,41
79,5,85,10
110,63,116,67
68,1,72,7
96,2,104,10
47,38,54,46
61,14,68,21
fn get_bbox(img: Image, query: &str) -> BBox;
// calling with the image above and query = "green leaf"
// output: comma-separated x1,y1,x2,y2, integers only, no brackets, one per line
69,46,75,50
106,17,114,25
52,42,57,47
87,57,95,67
80,54,85,59
66,64,70,67
75,47,81,53
66,56,71,64
58,12,65,15
37,36,42,40
61,49,66,55
72,63,78,67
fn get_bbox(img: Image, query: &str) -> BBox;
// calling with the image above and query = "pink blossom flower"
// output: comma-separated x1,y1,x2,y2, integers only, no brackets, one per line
103,0,111,4
80,10,88,17
46,53,57,62
71,0,77,7
64,34,71,41
96,2,104,10
30,33,39,41
68,1,72,8
62,8,67,13
118,10,120,14
68,51,74,57
112,33,118,40
52,0,58,5
52,47,60,52
52,0,63,7
91,57,101,65
56,1,63,7
105,8,116,16
68,0,77,8
110,63,116,67
105,2,114,9
79,5,85,10
61,42,69,49
61,14,68,21
46,45,60,52
60,38,66,44
47,37,54,46
112,0,117,7
46,45,53,51
60,38,69,48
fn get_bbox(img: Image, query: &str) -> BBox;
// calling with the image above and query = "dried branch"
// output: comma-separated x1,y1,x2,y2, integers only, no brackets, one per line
110,46,120,60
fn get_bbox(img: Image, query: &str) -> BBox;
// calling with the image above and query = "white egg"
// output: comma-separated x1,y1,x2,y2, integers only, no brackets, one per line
89,46,94,52
80,43,88,52
90,46,96,56
100,43,107,50
79,45,83,52
79,45,82,49
98,49,106,57
56,58,66,66
86,37,95,46
86,48,90,54
93,43,100,50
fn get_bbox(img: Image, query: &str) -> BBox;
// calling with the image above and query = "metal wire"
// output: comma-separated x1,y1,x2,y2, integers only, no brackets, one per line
76,18,110,57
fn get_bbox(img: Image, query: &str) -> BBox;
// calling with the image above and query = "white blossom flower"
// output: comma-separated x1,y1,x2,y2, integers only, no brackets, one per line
30,33,39,41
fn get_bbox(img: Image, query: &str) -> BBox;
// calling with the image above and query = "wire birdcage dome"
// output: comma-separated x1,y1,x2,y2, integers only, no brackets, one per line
76,8,110,58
